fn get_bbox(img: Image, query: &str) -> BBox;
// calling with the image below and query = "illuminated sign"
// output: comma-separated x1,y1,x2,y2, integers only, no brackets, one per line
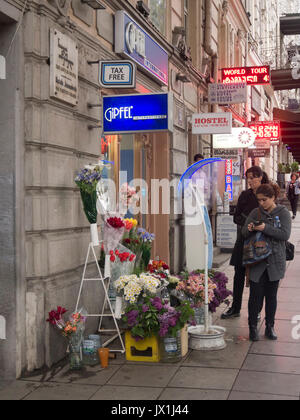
103,93,173,134
225,160,233,202
192,113,232,134
213,128,256,149
221,66,271,86
115,11,168,85
248,121,281,141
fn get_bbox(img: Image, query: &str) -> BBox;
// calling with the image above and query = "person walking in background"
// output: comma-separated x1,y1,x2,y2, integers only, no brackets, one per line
222,166,269,320
286,173,300,220
242,183,291,342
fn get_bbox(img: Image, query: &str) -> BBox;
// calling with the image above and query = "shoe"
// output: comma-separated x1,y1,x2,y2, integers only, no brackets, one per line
249,325,259,342
265,325,277,340
292,216,295,220
221,307,240,319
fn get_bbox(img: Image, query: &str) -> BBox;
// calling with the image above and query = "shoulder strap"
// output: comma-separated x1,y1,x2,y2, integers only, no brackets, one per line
257,207,261,220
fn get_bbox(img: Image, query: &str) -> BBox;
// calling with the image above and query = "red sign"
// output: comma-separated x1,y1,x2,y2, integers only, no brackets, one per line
221,66,271,86
248,121,281,141
225,159,233,175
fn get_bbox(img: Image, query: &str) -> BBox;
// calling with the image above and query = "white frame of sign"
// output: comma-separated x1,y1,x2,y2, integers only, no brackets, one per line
99,61,136,88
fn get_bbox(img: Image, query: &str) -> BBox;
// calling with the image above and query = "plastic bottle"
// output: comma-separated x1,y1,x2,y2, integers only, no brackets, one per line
274,216,281,228
82,340,99,366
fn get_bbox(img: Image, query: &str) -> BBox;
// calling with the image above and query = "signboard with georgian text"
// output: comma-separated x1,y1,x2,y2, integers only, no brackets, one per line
208,83,247,104
50,29,78,106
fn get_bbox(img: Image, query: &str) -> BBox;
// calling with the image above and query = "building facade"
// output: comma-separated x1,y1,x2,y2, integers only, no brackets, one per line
0,0,292,379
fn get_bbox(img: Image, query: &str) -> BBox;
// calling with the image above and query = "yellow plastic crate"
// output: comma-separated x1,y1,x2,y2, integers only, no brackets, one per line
125,331,161,362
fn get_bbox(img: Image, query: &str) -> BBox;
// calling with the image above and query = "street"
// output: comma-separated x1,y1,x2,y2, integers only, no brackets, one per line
1,217,300,401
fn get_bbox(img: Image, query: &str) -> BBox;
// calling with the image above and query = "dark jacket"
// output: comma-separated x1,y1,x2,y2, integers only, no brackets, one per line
242,205,291,282
230,189,259,267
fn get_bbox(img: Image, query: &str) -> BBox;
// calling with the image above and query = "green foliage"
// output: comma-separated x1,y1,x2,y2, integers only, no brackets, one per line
285,164,291,174
291,162,299,173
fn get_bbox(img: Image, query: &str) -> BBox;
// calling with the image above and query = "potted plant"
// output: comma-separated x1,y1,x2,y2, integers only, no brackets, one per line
291,162,299,173
285,163,292,183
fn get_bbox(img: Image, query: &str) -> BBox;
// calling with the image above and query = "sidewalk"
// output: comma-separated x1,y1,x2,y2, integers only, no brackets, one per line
1,220,300,400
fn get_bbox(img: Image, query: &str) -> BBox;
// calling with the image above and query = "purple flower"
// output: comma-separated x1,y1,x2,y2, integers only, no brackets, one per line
142,305,149,313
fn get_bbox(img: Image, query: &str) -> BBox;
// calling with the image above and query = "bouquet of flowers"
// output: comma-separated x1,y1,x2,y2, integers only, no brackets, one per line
103,216,125,278
147,259,169,281
176,272,216,308
119,183,139,215
135,228,155,274
122,296,194,341
114,273,161,305
178,269,232,313
46,306,87,369
75,164,103,246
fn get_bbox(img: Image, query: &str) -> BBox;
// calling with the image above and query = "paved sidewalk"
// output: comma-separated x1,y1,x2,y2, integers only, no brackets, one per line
1,220,300,401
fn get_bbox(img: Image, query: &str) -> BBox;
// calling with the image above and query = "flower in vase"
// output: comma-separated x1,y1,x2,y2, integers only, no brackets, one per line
107,217,125,229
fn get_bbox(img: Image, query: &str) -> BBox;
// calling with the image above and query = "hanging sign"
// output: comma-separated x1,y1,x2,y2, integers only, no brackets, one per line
248,121,281,141
208,83,247,104
103,92,173,134
192,113,232,134
221,66,271,86
225,160,233,201
248,148,270,158
0,55,6,80
115,10,168,85
99,61,136,88
213,128,256,149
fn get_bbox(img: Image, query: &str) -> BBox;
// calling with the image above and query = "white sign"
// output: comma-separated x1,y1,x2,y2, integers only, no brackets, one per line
99,61,136,88
192,113,232,135
213,128,256,149
0,55,5,80
50,29,78,106
0,315,6,340
208,83,247,104
216,214,237,249
214,149,239,159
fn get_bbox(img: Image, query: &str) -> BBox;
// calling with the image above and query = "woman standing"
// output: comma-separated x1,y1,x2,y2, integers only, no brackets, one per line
222,166,269,319
286,173,300,220
242,183,291,341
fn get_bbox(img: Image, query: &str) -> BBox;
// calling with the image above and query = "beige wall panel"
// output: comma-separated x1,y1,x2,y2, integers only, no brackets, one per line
25,103,42,142
44,108,77,149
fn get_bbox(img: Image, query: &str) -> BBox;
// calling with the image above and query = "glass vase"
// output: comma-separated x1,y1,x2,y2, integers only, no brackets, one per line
193,306,212,327
160,331,182,363
68,332,83,370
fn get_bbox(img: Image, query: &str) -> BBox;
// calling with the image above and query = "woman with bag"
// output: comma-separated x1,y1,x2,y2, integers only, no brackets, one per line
286,173,300,220
242,183,291,342
221,166,269,320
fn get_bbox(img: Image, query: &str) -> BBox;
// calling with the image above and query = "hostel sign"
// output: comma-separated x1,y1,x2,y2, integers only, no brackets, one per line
192,113,232,134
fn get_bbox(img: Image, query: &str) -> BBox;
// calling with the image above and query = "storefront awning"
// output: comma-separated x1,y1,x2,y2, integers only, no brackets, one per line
271,69,300,91
273,107,300,161
280,14,300,36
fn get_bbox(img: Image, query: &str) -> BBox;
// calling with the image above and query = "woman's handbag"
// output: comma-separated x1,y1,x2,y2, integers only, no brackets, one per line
242,231,272,266
286,241,295,261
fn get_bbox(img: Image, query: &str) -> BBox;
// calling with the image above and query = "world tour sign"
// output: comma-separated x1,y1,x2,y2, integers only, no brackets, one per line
115,10,168,86
103,93,173,134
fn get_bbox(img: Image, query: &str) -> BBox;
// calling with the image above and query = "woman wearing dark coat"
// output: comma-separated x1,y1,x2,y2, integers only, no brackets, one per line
242,183,291,341
221,166,269,319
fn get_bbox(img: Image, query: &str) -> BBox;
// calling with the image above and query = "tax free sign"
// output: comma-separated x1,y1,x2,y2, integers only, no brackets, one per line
103,93,173,134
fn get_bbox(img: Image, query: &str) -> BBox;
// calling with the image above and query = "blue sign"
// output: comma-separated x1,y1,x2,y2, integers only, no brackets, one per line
225,175,233,201
115,10,168,86
103,93,173,134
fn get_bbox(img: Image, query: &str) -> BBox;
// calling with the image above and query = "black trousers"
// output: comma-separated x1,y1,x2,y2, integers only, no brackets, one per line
232,265,264,314
248,270,280,327
289,196,299,216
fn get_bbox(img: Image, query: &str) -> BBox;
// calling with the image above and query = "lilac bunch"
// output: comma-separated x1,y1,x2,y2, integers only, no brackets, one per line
126,309,139,327
209,271,232,313
158,306,180,337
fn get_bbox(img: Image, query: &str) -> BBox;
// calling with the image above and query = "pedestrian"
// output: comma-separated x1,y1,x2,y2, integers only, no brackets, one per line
221,166,269,320
286,173,300,220
242,183,291,341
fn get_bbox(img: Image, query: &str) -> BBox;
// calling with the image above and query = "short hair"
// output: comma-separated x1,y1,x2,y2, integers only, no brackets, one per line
256,183,281,200
194,153,204,162
291,173,299,180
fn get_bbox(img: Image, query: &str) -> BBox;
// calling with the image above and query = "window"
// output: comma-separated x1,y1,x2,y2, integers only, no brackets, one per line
149,0,166,35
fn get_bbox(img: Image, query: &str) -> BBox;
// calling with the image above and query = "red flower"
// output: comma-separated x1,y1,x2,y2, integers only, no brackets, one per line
110,255,116,262
107,217,125,229
109,250,114,256
162,264,169,270
129,254,135,262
